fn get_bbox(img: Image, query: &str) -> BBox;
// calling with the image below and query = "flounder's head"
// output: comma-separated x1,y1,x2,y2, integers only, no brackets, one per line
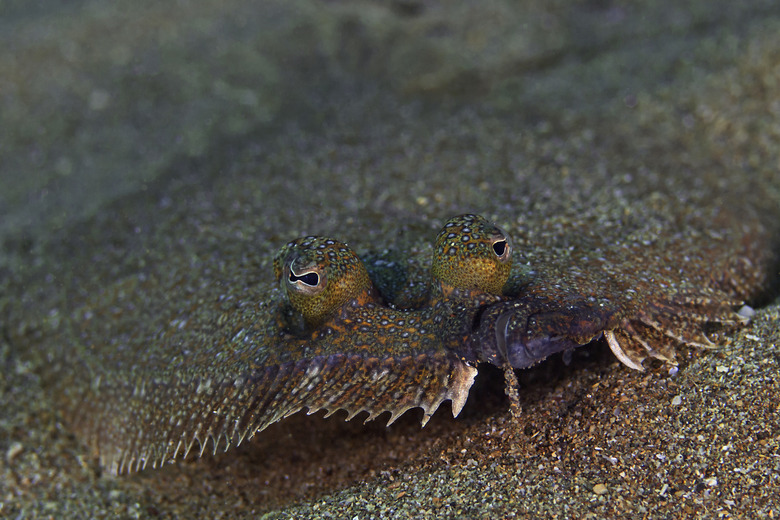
432,214,514,298
431,214,614,369
273,236,373,329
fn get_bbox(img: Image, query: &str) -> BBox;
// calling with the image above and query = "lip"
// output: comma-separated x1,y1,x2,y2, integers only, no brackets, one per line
469,296,616,368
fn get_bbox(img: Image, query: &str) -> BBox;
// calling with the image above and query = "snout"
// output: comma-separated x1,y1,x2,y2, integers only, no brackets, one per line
471,296,615,369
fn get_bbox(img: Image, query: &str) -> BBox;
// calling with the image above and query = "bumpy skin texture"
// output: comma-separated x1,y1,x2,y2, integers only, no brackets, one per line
432,214,514,297
67,215,609,474
59,209,770,475
429,215,612,369
273,237,376,330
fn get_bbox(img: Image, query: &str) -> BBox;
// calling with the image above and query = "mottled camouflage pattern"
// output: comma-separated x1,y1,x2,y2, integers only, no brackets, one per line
432,214,514,296
61,201,773,475
273,237,376,330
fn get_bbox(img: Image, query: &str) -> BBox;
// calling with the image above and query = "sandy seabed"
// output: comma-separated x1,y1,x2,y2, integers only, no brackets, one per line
1,1,779,518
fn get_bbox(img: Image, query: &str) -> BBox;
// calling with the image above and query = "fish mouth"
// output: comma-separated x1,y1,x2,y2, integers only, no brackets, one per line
471,296,615,369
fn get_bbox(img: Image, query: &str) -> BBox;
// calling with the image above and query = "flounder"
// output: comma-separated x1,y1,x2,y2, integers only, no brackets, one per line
59,212,772,475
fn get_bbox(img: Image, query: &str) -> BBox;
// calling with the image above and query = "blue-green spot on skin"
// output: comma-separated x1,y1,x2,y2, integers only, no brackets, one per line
64,209,770,476
272,236,377,331
432,214,515,297
72,214,606,474
364,214,533,309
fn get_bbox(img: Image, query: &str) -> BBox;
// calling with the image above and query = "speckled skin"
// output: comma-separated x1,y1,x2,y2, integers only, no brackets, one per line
65,215,612,474
270,215,606,372
273,237,376,330
5,4,780,516
57,206,770,474
432,214,514,297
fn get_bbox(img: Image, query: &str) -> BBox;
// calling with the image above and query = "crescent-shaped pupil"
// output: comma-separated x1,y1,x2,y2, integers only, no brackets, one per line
492,240,507,257
289,270,320,287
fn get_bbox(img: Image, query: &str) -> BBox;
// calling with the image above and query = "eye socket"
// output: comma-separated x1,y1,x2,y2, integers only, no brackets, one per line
289,270,320,287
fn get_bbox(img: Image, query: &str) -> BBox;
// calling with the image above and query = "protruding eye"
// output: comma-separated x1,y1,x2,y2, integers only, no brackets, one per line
432,214,514,296
289,269,320,287
274,236,373,329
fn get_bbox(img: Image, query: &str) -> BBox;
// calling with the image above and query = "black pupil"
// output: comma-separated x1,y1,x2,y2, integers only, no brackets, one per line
492,240,507,257
290,271,320,286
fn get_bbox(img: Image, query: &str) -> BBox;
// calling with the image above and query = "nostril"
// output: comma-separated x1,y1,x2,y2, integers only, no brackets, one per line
471,305,489,332
493,310,514,364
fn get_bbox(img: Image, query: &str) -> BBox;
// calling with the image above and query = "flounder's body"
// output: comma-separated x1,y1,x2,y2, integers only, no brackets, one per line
58,209,775,475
